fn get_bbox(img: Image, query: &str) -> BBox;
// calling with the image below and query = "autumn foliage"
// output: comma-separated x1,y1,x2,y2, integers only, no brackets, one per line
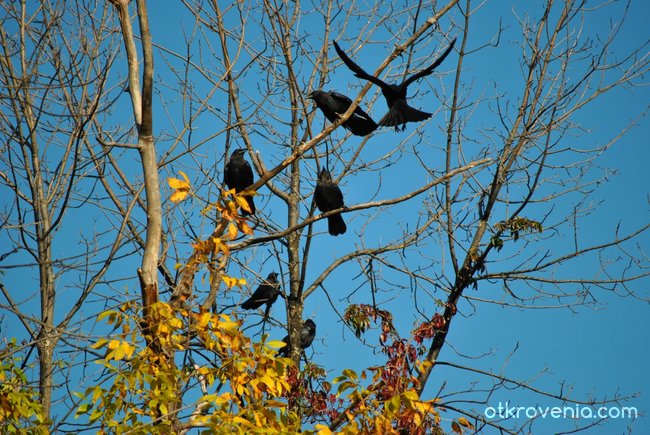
56,182,469,434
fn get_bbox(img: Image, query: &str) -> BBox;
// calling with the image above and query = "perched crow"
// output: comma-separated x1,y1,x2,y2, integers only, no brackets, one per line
314,169,346,236
224,148,255,216
278,319,316,357
241,272,281,311
333,38,457,131
308,90,377,136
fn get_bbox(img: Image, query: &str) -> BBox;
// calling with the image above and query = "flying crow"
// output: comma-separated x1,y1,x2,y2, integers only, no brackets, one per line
333,38,456,131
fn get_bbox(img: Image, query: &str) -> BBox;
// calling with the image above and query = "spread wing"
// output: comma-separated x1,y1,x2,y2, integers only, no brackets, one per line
403,38,457,87
333,40,390,90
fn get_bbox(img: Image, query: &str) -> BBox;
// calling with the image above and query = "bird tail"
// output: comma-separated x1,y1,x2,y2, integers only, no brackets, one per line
379,102,432,130
346,116,378,136
327,214,347,236
241,195,256,216
240,299,259,310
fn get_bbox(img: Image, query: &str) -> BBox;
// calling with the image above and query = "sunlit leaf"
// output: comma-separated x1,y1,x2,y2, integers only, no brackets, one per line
315,424,333,434
170,189,189,203
222,275,235,288
267,340,287,349
235,194,252,213
167,171,190,189
227,222,238,239
239,220,254,235
168,171,191,203
457,417,474,429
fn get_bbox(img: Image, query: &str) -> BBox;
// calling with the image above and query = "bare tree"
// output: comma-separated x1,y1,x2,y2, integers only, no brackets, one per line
0,0,124,421
1,0,647,432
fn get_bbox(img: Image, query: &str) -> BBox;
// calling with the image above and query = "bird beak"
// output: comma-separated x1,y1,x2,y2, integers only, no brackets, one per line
307,91,315,100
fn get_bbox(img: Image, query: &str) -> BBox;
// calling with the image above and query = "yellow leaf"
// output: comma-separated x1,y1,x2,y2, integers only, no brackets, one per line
119,341,135,360
457,417,474,429
232,416,252,427
315,424,333,435
214,392,233,405
451,421,462,433
218,241,230,256
168,317,183,329
222,275,237,288
222,187,237,198
235,194,252,213
167,171,190,189
170,190,189,203
412,400,434,414
167,171,191,203
227,222,238,239
193,239,212,255
97,310,116,323
238,221,254,235
266,340,287,349
402,390,418,401
220,275,245,289
91,339,109,350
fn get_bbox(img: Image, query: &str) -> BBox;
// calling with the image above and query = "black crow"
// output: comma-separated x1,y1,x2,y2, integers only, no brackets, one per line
314,169,346,236
333,38,457,131
241,272,281,311
277,319,316,357
224,148,255,216
308,90,377,136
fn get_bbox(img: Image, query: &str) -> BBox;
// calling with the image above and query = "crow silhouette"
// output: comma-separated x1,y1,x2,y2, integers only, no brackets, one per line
314,169,346,236
308,90,377,136
277,319,316,357
333,38,456,131
241,272,281,311
224,148,255,216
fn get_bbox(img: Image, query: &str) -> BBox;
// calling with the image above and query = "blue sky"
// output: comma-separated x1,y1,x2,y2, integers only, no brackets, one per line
1,0,649,433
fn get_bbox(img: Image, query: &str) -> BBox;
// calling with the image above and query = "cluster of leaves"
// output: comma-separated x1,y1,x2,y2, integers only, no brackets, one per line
412,313,445,345
0,340,49,434
75,301,178,432
344,304,396,342
284,363,340,424
75,300,306,433
172,171,255,256
338,305,473,434
169,174,251,306
71,294,462,433
327,368,443,435
72,176,471,433
491,216,544,251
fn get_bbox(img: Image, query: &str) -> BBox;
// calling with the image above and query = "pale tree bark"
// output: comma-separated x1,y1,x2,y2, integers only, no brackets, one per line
108,0,182,428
